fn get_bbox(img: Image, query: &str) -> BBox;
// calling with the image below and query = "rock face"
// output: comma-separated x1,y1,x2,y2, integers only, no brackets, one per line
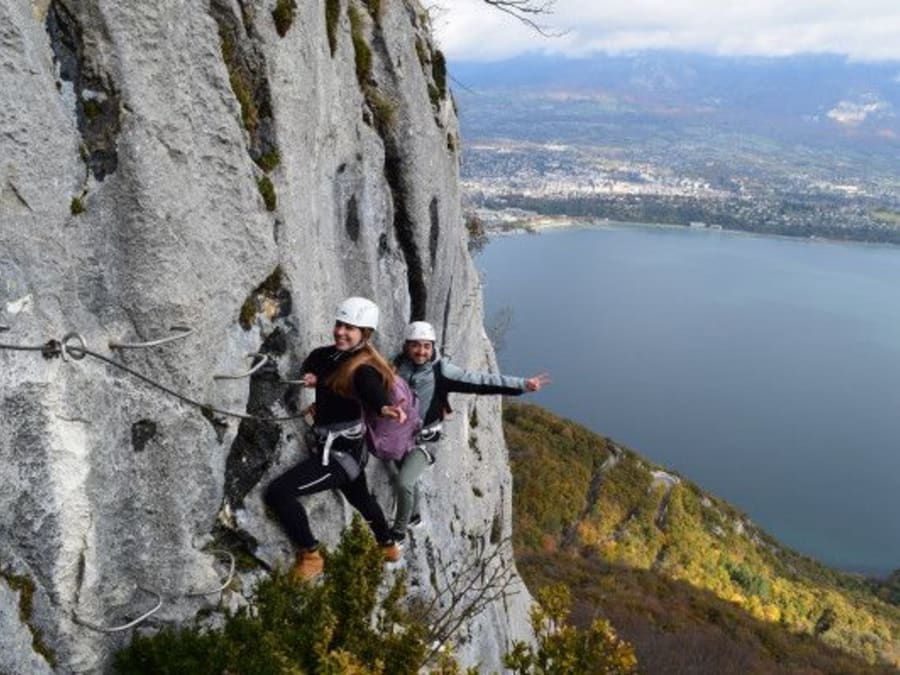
0,0,531,671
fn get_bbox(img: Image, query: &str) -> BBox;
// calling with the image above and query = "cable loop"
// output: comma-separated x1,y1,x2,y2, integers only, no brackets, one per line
214,353,269,380
60,332,87,362
75,549,237,633
73,587,163,633
109,325,193,351
186,550,236,597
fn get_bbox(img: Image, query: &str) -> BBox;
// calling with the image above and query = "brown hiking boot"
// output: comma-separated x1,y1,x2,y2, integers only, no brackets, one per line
292,548,324,582
381,541,402,563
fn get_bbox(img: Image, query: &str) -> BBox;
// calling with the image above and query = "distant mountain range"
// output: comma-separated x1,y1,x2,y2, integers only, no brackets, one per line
451,51,900,146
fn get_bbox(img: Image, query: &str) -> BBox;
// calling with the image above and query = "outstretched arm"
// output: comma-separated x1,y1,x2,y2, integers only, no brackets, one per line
440,360,548,396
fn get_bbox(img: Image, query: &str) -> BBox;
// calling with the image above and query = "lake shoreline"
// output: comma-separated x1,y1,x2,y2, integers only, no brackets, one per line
481,211,900,251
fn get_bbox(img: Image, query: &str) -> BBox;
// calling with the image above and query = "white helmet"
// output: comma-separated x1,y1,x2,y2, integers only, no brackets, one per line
404,321,436,342
335,297,379,329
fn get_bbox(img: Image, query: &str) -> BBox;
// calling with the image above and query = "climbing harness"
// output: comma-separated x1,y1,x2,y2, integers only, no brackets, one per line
314,420,365,467
416,421,443,444
72,550,235,633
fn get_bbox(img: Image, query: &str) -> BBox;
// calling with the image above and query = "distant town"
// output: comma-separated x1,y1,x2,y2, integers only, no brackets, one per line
453,54,900,245
461,139,900,244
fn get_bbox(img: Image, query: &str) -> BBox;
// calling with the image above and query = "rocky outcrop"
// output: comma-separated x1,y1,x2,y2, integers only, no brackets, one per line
0,0,530,671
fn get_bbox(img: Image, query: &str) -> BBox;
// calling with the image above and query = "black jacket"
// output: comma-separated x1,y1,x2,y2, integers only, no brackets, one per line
302,346,391,427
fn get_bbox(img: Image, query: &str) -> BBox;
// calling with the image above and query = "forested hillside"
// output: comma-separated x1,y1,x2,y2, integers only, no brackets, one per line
505,403,900,673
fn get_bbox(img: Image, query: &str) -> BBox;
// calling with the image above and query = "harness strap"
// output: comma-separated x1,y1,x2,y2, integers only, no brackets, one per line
316,421,364,466
417,422,443,443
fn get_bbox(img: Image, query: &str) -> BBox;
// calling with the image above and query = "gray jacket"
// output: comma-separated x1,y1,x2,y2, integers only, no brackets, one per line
395,353,527,426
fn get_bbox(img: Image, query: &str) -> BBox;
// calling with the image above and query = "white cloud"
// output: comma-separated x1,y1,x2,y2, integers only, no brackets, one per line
826,98,893,126
432,0,900,62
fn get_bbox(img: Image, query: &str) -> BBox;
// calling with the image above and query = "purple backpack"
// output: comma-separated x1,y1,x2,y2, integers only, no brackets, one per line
365,376,421,460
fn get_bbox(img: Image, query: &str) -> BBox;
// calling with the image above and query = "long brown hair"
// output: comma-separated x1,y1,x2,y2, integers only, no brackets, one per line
327,329,396,398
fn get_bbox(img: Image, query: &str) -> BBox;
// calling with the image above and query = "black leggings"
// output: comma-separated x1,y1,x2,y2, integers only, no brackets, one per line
265,441,392,550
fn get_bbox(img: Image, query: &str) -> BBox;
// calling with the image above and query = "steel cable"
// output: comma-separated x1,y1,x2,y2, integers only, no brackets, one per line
0,336,306,423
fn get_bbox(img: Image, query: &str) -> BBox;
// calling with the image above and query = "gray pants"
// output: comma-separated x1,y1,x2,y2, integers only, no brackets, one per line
388,444,434,534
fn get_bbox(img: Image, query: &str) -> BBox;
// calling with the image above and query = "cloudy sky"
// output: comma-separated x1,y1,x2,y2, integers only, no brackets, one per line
433,0,900,62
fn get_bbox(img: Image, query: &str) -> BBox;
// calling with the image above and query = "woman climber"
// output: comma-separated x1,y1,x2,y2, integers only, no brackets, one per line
265,297,406,581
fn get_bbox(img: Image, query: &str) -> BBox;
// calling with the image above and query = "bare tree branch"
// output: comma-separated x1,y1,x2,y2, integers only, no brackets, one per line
418,533,521,664
482,0,561,37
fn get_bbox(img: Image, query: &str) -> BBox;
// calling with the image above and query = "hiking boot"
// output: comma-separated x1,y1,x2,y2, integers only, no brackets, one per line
292,548,324,582
381,541,403,563
408,513,422,529
389,528,406,544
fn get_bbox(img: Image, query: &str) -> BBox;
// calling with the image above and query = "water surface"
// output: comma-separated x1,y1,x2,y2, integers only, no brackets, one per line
479,224,900,576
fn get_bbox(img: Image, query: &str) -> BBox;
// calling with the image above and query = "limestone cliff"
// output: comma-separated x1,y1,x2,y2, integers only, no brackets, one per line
0,0,531,671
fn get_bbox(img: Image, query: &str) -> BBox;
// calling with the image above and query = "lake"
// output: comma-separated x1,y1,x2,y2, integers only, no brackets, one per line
478,223,900,576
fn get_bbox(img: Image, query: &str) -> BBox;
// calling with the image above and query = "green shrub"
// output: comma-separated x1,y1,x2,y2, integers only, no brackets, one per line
70,196,85,215
432,49,447,99
219,28,258,132
367,90,396,133
272,0,296,37
724,560,770,599
82,98,102,120
505,584,638,674
254,149,280,172
349,5,372,87
415,37,428,71
2,570,56,667
114,517,429,674
428,82,440,109
228,69,258,132
257,176,276,211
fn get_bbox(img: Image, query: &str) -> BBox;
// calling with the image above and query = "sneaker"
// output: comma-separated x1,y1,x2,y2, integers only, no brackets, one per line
408,513,423,529
381,541,403,563
292,548,324,582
